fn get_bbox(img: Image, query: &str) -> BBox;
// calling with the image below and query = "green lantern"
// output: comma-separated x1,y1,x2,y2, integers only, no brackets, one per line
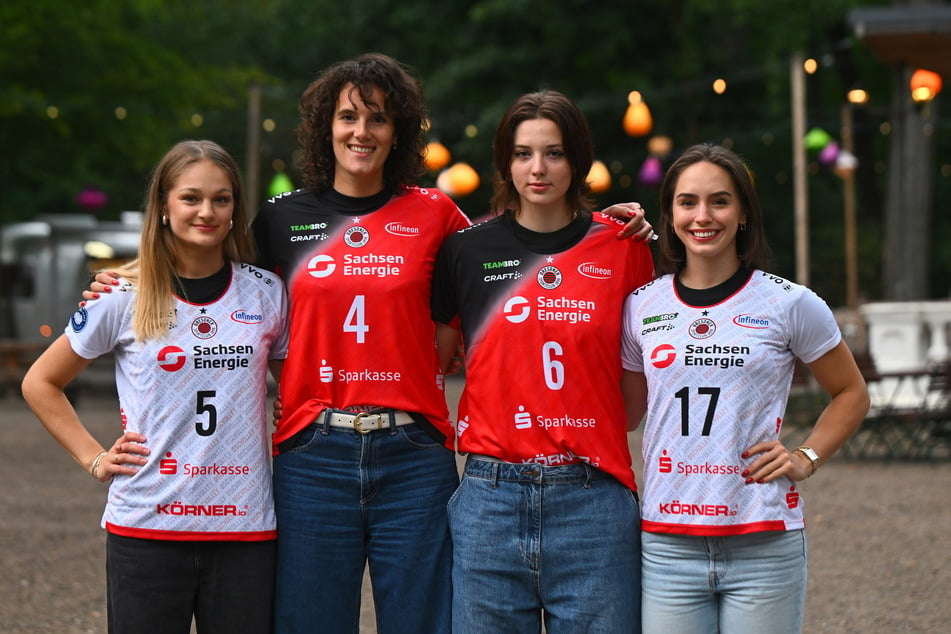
803,128,831,153
268,172,294,197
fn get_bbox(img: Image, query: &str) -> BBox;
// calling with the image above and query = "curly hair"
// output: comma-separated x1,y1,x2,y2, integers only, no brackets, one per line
296,53,427,193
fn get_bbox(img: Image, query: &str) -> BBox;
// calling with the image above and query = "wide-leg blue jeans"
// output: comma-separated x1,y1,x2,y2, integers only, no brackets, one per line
449,456,641,634
272,421,458,634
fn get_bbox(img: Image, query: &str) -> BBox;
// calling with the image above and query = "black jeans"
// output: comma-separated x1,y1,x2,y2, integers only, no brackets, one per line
106,533,275,634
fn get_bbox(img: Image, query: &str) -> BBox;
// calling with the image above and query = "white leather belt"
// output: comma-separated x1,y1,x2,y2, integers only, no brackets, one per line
325,410,416,434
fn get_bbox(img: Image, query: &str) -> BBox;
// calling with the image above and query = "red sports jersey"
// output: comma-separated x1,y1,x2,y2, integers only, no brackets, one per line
254,186,471,451
432,212,655,489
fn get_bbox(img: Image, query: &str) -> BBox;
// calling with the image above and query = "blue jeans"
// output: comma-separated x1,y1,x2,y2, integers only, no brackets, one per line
272,421,458,634
641,529,807,633
449,456,641,634
106,533,275,634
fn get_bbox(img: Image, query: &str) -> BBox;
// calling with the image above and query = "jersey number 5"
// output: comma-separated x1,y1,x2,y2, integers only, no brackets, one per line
196,390,218,436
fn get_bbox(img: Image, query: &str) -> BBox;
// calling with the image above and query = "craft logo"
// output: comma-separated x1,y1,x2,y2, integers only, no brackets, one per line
191,316,218,339
70,307,89,332
385,221,420,237
345,225,370,247
650,344,677,369
307,254,336,278
537,265,562,290
733,314,771,329
503,296,531,323
157,346,187,372
578,261,612,280
689,317,716,339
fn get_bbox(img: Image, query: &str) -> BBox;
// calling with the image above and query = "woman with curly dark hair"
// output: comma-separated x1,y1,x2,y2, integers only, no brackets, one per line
253,53,469,634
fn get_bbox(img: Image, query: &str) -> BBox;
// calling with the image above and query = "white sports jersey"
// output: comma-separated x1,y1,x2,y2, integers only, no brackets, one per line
66,262,288,541
621,271,840,535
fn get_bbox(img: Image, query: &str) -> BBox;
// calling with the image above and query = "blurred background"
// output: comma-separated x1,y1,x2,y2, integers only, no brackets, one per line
1,0,949,387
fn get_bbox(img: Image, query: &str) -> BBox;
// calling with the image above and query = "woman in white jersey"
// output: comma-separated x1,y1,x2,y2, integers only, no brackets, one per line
22,140,288,634
432,91,655,633
620,143,869,633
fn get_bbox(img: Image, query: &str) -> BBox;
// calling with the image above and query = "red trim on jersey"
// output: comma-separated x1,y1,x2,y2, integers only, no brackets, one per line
106,522,277,542
642,519,791,536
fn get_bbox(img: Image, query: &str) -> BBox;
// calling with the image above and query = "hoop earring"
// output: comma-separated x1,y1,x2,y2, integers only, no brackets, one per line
161,215,168,226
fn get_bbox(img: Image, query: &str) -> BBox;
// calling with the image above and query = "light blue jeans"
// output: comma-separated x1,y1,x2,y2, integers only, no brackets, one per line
449,456,641,634
272,420,458,634
641,529,807,633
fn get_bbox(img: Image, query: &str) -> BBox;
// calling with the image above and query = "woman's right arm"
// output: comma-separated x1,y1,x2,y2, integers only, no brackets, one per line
21,336,146,480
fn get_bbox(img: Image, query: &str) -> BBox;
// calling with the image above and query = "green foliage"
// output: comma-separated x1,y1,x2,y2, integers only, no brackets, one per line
0,0,946,302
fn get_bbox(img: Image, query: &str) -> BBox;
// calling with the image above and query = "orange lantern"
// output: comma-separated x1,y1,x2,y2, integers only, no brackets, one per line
910,69,942,103
587,160,612,193
424,141,451,171
437,162,480,197
623,91,652,137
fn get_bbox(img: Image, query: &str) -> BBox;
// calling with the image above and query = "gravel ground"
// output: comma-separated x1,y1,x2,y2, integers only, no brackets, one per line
1,379,948,633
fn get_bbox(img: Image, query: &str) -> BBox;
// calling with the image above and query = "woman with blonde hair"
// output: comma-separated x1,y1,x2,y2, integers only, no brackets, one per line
23,139,288,633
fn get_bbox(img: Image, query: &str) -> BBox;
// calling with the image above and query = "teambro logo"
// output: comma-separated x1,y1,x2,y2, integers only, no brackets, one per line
191,316,218,339
537,265,562,290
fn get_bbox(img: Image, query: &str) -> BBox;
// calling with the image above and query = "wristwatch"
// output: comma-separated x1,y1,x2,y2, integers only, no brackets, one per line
793,446,820,476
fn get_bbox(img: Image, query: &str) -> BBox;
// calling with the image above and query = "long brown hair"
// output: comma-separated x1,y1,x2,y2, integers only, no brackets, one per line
656,143,771,275
119,139,254,340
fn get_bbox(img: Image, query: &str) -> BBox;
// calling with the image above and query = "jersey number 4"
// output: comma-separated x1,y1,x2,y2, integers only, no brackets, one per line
344,295,369,343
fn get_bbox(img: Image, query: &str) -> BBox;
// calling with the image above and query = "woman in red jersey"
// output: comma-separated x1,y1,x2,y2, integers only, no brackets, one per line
432,91,655,633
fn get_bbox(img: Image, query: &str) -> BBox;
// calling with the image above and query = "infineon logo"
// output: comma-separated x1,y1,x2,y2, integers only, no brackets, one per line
733,314,770,329
385,222,420,237
231,310,264,324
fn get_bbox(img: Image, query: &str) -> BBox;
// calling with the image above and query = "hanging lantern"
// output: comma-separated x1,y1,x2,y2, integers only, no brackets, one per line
438,162,480,197
623,91,652,137
424,141,451,171
803,127,831,153
268,172,294,197
587,160,612,193
834,150,858,178
910,69,942,103
637,156,664,187
647,135,673,158
818,141,840,166
77,187,108,213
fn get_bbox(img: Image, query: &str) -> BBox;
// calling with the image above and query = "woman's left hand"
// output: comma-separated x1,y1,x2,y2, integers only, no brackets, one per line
600,202,655,241
741,440,812,484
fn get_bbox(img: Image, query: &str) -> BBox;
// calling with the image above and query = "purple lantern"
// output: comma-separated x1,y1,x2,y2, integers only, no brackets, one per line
818,141,840,166
638,156,664,187
77,187,109,213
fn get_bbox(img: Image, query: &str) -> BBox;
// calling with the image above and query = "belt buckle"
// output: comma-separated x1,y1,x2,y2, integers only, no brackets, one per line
352,412,381,434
